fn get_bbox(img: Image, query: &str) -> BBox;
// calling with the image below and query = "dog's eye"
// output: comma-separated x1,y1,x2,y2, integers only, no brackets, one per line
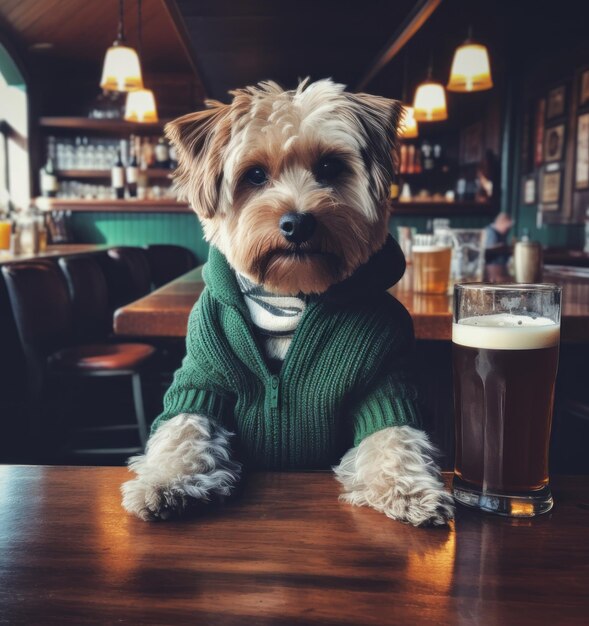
315,157,345,184
245,167,268,186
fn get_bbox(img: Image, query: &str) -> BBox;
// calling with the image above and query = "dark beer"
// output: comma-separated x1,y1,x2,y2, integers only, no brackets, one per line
453,314,559,493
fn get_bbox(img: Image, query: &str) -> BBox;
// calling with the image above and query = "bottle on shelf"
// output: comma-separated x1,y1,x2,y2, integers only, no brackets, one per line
400,144,408,175
421,140,434,171
407,145,415,175
154,137,169,168
126,139,139,198
40,152,59,198
141,137,154,169
168,143,178,170
111,149,125,199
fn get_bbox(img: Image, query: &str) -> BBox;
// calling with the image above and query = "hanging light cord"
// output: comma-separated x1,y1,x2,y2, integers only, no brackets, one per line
402,53,409,104
118,0,125,42
137,0,142,58
427,51,434,80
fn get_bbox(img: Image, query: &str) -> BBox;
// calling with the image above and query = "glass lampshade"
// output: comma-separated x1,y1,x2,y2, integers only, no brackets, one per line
100,42,143,92
447,43,493,92
124,88,158,123
400,106,418,138
413,82,447,122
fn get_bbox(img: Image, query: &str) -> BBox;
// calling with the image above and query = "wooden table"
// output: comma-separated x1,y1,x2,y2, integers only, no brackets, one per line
114,266,204,337
114,265,589,342
0,243,112,265
0,467,587,625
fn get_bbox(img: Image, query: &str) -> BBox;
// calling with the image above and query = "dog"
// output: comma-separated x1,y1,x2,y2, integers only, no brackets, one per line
121,78,454,527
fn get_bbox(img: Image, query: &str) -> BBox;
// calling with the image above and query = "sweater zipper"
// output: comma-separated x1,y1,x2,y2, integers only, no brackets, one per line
269,375,279,409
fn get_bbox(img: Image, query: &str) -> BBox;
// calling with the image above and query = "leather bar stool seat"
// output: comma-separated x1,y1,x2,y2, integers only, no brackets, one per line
2,260,154,455
145,244,197,288
50,343,155,372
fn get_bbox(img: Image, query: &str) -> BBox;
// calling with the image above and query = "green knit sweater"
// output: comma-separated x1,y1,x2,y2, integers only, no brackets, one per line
152,236,420,470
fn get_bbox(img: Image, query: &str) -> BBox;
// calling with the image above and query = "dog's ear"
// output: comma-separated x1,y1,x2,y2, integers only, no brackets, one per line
165,101,233,219
345,93,403,203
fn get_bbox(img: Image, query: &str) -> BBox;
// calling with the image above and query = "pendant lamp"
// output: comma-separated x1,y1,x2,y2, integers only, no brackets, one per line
400,106,419,138
124,0,158,123
447,27,493,92
399,55,419,138
413,61,447,122
100,0,143,92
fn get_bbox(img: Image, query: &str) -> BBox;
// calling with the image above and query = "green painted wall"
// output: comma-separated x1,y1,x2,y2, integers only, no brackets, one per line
515,204,585,249
69,212,210,263
69,211,492,264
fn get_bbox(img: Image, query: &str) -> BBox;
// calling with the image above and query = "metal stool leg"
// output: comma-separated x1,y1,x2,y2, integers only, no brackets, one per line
131,373,148,448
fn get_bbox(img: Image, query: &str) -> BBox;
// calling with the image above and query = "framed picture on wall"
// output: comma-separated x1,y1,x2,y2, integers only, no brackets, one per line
580,70,589,107
575,112,589,189
540,168,562,209
546,85,566,120
534,98,546,166
543,124,566,162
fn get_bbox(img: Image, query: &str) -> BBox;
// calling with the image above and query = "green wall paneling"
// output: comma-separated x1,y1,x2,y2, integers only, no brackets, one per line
69,212,210,263
515,204,584,249
69,211,497,266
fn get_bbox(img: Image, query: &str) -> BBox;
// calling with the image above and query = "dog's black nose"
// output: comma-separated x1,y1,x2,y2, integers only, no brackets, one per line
279,212,316,244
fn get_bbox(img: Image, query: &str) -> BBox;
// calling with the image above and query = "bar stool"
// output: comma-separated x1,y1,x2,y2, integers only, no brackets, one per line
2,261,154,457
58,255,112,342
107,246,152,305
145,244,197,287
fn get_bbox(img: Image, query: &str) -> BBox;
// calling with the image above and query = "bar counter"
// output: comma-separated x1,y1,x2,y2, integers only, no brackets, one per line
114,265,589,342
0,243,112,265
0,466,587,625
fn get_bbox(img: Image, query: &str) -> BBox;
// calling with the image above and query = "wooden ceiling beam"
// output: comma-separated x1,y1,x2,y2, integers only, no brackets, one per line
161,0,208,103
355,0,443,91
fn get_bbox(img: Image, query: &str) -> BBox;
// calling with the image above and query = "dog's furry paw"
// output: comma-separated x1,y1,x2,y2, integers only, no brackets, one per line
389,484,455,527
121,474,225,521
121,413,241,521
334,425,455,528
121,477,189,521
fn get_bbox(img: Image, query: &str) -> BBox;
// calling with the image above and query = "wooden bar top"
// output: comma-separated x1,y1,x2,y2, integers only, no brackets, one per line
0,243,112,265
0,467,587,625
114,266,204,337
114,265,589,342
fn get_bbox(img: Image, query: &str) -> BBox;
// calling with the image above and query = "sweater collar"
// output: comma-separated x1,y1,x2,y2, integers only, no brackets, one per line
203,234,405,309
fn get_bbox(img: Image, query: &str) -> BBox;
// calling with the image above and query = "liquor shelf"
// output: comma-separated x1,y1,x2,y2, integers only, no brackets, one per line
54,168,172,179
34,198,191,213
38,117,173,134
389,200,495,216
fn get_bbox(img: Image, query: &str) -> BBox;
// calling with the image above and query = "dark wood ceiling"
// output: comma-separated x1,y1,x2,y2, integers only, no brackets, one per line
0,0,195,78
0,0,515,122
171,0,419,101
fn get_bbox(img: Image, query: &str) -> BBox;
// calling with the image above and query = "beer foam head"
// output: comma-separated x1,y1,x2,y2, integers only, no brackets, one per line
453,314,560,350
412,244,451,253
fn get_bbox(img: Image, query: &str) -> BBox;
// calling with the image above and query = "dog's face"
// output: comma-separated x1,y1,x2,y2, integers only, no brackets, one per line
166,79,402,295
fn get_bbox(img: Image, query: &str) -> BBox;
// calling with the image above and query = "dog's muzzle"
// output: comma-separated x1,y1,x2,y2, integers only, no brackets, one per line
279,212,316,244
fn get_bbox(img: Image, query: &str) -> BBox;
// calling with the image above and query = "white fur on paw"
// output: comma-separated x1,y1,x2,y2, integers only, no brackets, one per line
334,425,454,527
121,413,241,521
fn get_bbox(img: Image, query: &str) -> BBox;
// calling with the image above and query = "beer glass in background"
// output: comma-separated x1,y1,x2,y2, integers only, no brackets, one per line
450,229,486,283
396,226,417,264
0,219,10,253
412,233,452,294
452,284,561,516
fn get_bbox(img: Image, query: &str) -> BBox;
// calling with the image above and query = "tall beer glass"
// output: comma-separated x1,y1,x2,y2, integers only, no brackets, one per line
452,283,561,516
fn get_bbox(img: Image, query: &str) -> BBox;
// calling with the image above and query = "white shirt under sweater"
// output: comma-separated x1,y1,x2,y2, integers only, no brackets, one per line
236,274,306,362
